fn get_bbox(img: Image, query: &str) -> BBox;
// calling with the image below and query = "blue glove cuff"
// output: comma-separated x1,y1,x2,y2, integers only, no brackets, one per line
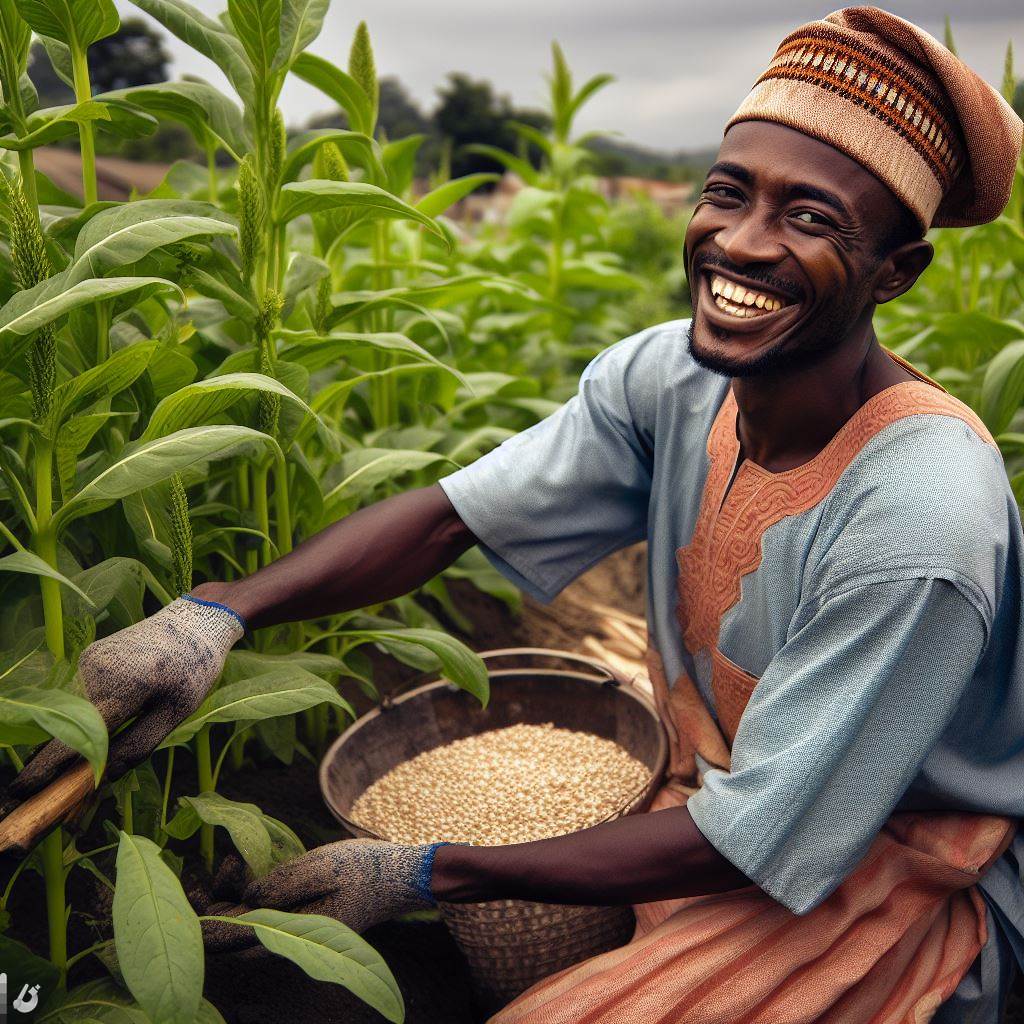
414,842,456,905
179,593,248,633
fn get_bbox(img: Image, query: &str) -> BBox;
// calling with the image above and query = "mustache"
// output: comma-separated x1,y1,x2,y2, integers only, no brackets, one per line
691,250,804,304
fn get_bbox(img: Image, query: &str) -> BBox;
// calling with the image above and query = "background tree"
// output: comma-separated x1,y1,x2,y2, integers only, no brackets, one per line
433,73,550,179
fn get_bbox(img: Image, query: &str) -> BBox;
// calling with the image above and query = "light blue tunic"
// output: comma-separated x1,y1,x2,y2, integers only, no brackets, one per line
439,318,1024,1020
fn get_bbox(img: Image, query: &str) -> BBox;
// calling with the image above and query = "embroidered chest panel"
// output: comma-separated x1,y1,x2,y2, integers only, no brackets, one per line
674,379,992,741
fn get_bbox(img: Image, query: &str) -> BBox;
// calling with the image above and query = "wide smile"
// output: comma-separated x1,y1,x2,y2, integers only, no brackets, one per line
697,269,801,334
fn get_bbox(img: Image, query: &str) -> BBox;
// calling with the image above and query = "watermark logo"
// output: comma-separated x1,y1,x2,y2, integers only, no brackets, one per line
0,974,43,1018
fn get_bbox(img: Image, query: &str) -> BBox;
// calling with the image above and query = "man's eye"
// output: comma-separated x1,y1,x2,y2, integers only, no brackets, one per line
704,185,739,199
794,210,830,226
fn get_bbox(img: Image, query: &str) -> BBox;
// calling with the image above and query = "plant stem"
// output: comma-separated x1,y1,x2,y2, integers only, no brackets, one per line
41,830,67,973
236,463,258,575
34,441,64,663
159,747,175,834
272,452,292,557
206,141,218,204
95,300,110,365
70,45,97,206
17,150,37,216
122,789,133,834
195,725,215,872
253,462,272,567
66,939,110,972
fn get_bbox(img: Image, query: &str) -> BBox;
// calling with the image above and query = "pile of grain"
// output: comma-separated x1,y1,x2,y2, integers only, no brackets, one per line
350,722,649,846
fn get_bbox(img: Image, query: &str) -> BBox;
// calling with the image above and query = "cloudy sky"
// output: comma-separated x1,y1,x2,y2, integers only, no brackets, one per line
117,1,1022,151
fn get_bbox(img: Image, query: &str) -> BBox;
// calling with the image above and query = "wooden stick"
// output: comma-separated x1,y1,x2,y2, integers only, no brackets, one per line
0,761,96,855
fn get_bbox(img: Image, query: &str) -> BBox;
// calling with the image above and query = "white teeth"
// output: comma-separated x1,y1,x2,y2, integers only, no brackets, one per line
708,274,787,318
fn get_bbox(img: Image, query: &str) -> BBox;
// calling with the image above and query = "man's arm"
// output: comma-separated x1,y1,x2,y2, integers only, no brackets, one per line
204,805,750,949
190,483,475,629
431,804,750,905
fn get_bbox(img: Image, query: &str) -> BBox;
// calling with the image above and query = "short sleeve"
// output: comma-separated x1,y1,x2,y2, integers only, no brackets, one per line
439,330,660,602
686,575,990,915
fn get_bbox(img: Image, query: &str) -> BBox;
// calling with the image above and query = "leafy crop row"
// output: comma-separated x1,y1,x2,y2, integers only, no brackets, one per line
0,0,656,1020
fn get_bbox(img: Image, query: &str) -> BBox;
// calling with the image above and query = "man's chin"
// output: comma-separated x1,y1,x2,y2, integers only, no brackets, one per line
686,321,794,378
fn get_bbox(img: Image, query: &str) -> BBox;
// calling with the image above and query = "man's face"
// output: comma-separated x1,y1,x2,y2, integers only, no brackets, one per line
684,120,909,378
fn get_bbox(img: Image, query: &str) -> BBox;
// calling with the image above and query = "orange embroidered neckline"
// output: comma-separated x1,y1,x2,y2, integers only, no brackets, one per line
675,368,995,741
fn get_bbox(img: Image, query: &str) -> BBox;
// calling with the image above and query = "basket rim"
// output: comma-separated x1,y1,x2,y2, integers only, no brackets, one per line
318,646,669,840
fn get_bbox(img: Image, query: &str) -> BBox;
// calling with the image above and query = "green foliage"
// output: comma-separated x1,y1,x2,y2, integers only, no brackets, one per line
0,3,686,1018
208,909,404,1022
113,832,204,1024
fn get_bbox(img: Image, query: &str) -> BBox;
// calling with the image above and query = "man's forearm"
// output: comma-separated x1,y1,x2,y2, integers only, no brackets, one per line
431,805,751,905
191,484,475,630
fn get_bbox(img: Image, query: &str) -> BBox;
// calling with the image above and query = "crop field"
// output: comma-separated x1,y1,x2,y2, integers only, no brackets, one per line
0,1,1019,1021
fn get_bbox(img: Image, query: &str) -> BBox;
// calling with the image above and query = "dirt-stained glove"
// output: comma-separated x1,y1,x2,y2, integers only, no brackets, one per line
201,839,448,951
0,595,245,816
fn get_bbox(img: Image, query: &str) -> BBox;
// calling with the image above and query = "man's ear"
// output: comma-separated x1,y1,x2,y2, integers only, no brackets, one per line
873,239,933,304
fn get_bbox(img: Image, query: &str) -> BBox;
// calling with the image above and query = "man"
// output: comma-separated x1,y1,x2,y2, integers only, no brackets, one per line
4,6,1023,1021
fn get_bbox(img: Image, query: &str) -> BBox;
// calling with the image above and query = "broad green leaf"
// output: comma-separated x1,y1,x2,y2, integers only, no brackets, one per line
0,686,106,779
56,412,129,498
281,329,466,386
213,909,403,1023
113,832,203,1024
0,3,32,119
18,0,119,49
228,0,280,80
141,372,337,455
273,0,329,72
980,339,1024,434
415,173,499,217
160,667,354,747
50,341,158,428
98,81,249,158
282,251,329,319
0,277,182,363
221,648,343,684
53,425,276,534
322,448,456,515
69,201,236,283
342,627,488,705
167,792,274,875
292,52,372,136
277,180,447,245
0,549,93,604
132,0,254,106
0,99,117,151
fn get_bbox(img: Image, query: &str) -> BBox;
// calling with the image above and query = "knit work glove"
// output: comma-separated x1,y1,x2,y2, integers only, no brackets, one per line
201,839,446,951
0,595,244,815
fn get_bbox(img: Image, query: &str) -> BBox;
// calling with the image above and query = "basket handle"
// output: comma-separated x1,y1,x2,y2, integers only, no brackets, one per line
476,647,631,687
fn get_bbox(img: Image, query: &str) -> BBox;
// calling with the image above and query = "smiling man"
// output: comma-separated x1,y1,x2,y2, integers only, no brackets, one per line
5,6,1024,1023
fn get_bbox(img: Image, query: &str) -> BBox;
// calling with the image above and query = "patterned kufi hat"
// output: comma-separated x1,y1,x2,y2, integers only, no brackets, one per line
726,6,1023,228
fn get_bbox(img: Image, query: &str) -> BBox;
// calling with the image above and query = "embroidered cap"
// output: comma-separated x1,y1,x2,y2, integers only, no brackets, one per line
725,6,1023,229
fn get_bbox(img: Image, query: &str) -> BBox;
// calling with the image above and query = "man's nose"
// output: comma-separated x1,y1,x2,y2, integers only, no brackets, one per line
715,210,784,268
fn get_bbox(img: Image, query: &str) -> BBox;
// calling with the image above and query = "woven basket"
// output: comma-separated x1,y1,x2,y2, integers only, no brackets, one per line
438,899,636,1015
320,648,668,1016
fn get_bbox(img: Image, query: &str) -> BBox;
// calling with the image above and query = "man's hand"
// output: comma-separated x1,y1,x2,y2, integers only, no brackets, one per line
200,839,442,950
0,596,244,817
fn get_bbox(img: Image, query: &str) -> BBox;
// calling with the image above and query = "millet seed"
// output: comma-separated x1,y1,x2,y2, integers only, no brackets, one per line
350,723,650,846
